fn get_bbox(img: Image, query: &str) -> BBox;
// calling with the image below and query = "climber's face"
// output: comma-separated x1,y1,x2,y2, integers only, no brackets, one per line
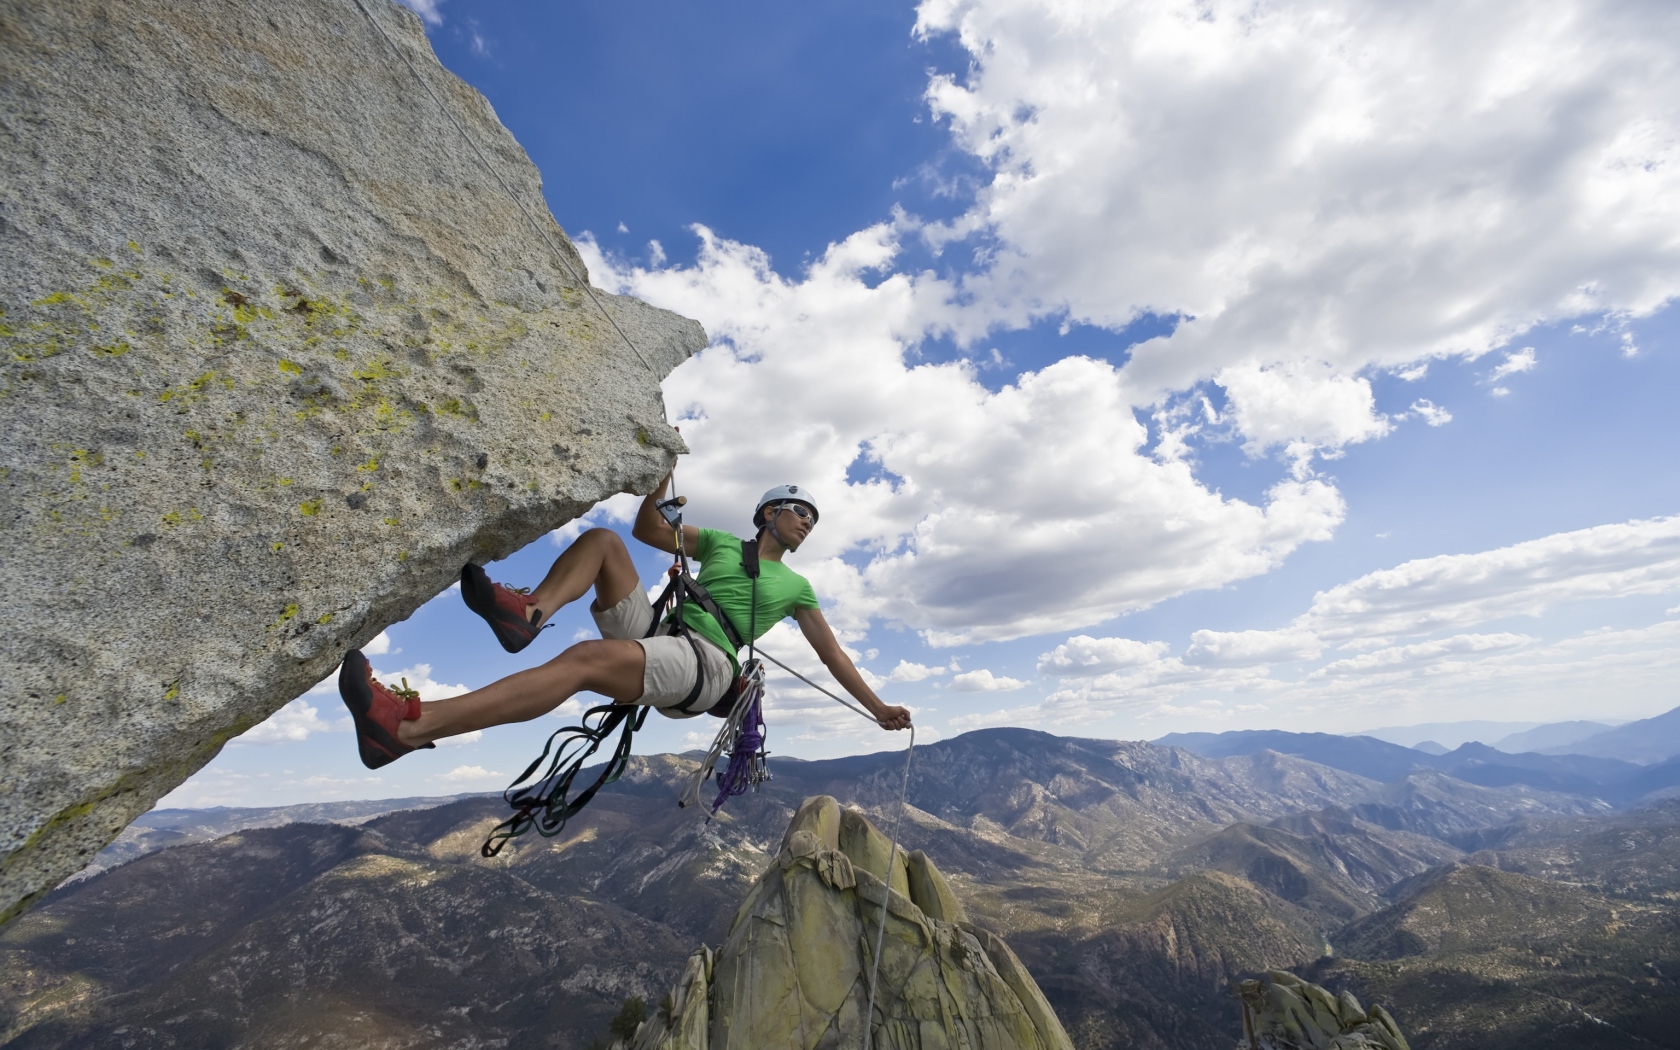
770,503,815,547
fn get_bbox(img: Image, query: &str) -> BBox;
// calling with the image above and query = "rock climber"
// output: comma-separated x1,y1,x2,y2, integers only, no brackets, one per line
338,478,913,768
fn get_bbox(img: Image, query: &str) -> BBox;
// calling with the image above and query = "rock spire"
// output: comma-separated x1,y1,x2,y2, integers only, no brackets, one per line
620,796,1074,1050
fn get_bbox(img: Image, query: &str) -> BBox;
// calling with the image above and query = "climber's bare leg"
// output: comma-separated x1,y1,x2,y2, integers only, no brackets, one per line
520,527,641,627
397,639,646,746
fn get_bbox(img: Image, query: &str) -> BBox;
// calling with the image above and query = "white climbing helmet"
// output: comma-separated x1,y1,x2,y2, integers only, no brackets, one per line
754,483,819,526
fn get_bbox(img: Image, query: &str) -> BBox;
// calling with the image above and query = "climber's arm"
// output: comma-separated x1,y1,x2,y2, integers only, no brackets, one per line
631,471,699,557
793,606,912,731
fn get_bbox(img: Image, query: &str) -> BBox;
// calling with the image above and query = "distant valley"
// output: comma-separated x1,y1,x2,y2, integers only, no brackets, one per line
4,727,1678,1049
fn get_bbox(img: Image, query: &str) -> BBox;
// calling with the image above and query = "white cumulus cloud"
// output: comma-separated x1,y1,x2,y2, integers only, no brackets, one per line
949,669,1029,692
1409,400,1453,427
584,227,1345,646
237,699,339,745
1216,361,1391,462
1182,629,1323,668
888,660,949,682
1301,515,1680,642
1037,636,1169,676
915,0,1680,403
433,765,505,786
1312,633,1536,678
1489,347,1539,384
1034,517,1680,730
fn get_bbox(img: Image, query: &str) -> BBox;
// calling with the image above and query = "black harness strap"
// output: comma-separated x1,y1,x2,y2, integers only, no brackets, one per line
660,537,762,715
668,629,711,715
652,567,724,715
741,535,761,581
674,575,744,650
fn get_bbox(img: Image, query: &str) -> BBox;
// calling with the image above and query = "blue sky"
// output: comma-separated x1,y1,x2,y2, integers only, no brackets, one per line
166,0,1680,806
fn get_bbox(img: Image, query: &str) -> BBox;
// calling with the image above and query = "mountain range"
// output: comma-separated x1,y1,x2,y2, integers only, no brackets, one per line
64,794,481,884
1538,704,1680,763
1155,727,1680,805
4,728,1677,1049
1353,702,1680,763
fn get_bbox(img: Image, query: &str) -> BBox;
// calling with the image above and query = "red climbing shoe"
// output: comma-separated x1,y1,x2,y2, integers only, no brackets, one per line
461,563,544,653
339,649,433,770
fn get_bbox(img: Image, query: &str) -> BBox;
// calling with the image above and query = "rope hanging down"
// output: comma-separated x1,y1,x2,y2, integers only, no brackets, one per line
751,652,915,1050
350,0,657,376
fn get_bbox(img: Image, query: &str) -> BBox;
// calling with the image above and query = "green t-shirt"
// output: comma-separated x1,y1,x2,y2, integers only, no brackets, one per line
675,527,820,672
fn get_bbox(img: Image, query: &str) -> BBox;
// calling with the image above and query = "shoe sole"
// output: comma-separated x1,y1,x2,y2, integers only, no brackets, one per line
339,650,408,770
460,564,538,654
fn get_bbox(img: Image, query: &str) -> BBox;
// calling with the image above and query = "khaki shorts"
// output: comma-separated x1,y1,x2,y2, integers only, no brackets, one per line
592,587,734,719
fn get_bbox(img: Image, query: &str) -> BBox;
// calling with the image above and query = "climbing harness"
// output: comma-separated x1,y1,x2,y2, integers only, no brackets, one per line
657,471,774,814
349,0,657,377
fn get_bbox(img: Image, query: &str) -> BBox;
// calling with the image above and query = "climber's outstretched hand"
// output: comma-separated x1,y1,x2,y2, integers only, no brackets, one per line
874,704,913,731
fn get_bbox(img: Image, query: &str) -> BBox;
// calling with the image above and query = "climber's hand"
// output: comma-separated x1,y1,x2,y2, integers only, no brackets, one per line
874,705,912,731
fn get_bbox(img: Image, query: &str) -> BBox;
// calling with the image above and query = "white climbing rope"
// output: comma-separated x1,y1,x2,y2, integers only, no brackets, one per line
756,648,915,1050
349,0,658,377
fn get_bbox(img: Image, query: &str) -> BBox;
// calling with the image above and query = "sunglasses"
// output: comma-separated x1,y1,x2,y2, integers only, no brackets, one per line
777,503,815,521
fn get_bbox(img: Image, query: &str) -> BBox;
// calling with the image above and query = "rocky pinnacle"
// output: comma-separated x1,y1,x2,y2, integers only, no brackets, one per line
621,796,1075,1050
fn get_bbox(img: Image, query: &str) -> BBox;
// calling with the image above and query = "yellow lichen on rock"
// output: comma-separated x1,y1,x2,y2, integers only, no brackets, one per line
904,850,966,926
839,807,911,900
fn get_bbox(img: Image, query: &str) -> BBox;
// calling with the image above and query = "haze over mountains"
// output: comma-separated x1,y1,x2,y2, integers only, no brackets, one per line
5,725,1678,1049
1350,703,1680,764
1538,705,1680,764
1159,719,1680,809
1364,719,1617,754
